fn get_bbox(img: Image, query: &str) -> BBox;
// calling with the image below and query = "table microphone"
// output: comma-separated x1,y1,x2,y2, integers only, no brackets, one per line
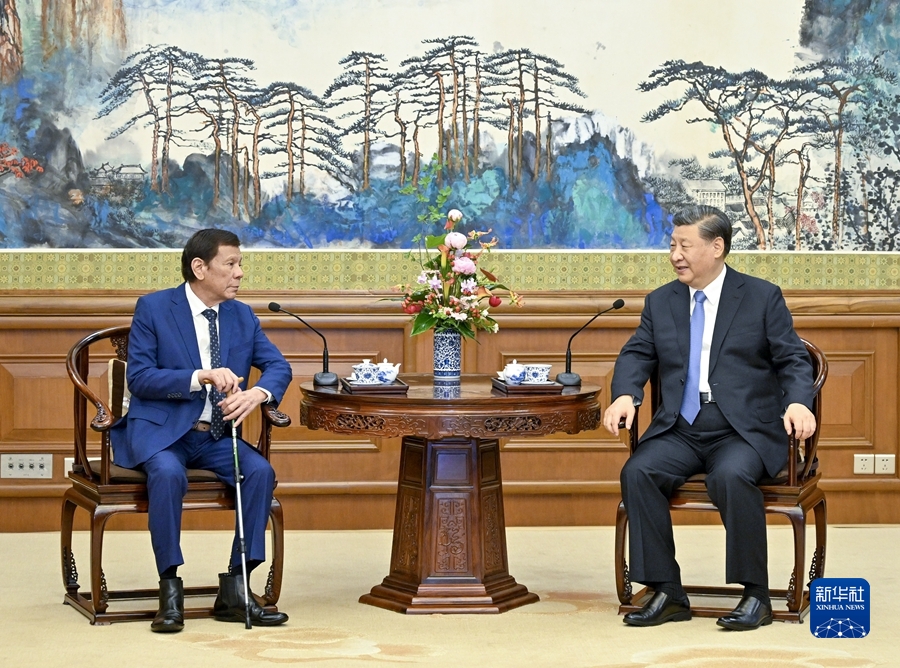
268,302,339,386
555,299,625,386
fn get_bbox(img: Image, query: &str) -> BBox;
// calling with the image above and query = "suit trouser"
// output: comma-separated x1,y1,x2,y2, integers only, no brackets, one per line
620,402,770,588
141,429,276,575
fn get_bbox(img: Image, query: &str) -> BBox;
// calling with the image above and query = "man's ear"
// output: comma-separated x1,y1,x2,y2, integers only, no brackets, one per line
190,257,206,281
713,237,725,259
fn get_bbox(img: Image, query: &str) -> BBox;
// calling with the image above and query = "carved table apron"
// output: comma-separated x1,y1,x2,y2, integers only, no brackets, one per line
300,374,601,614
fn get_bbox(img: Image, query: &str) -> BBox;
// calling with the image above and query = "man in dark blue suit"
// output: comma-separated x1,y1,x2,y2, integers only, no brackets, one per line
112,229,292,633
603,206,816,631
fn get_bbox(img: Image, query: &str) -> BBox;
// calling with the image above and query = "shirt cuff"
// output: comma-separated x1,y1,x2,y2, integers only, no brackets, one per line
190,370,202,392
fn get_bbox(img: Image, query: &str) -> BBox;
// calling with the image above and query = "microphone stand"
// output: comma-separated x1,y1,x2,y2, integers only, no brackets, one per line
268,303,339,386
555,299,625,386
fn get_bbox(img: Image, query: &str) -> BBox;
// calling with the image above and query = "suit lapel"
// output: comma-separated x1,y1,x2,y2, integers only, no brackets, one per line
667,281,692,367
218,300,234,368
171,284,203,370
709,267,745,376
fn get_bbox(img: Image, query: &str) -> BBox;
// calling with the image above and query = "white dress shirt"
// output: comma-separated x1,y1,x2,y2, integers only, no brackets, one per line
184,283,271,423
688,265,728,394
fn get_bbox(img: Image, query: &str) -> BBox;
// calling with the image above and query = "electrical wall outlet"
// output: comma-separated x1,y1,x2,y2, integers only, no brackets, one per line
853,454,875,474
875,454,896,475
1,453,53,479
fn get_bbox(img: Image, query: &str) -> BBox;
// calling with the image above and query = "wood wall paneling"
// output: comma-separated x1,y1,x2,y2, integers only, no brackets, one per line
1,290,898,531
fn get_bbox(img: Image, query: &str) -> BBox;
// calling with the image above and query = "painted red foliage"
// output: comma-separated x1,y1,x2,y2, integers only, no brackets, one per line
0,142,43,178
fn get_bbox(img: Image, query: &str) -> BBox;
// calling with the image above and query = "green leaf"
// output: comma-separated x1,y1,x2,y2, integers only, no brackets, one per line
424,234,445,249
410,312,439,336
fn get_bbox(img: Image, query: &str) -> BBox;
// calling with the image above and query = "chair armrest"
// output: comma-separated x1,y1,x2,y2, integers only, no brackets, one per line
89,402,117,432
624,407,640,456
70,376,116,433
256,403,291,460
261,403,291,428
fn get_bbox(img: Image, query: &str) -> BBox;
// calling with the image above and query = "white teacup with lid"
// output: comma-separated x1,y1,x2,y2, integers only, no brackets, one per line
523,364,552,384
351,359,380,384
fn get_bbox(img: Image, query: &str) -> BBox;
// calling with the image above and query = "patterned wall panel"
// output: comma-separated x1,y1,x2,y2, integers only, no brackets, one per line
4,251,900,291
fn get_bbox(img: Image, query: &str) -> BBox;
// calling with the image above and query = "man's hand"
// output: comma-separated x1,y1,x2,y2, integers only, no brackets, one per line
219,387,268,427
784,403,816,440
198,367,243,395
603,395,636,436
198,368,263,427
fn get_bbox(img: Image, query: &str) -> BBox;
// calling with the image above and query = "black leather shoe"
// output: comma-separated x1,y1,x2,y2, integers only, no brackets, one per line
623,590,692,627
214,572,288,626
151,577,184,633
716,595,773,630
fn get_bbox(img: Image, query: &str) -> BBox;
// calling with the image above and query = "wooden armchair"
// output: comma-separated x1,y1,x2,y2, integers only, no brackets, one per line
61,324,291,625
614,338,828,623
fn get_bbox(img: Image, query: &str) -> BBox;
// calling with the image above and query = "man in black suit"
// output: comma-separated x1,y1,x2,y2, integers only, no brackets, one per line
602,205,816,631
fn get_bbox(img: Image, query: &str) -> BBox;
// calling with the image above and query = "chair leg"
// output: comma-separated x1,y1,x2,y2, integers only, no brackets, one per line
614,501,632,605
784,507,806,614
61,492,80,597
263,497,284,605
90,508,116,614
810,492,827,582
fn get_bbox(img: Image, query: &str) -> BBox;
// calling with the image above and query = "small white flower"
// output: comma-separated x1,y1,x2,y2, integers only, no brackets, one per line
447,209,463,223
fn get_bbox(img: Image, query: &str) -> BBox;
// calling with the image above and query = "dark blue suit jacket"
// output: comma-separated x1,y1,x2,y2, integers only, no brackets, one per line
111,284,292,469
610,267,813,477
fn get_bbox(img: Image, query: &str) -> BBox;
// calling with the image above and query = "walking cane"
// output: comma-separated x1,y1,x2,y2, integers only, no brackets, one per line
230,416,253,629
215,378,252,630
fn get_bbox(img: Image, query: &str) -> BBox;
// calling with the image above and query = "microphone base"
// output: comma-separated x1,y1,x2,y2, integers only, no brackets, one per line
313,371,340,386
555,371,582,386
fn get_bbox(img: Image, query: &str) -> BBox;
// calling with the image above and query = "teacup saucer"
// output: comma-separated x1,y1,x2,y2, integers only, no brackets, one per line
347,377,383,385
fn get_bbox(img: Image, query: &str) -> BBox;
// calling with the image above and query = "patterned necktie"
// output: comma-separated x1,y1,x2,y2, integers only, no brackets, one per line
202,309,226,440
680,290,706,425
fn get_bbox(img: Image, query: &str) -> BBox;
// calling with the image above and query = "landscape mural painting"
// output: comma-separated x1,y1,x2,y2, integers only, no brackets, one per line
0,0,898,251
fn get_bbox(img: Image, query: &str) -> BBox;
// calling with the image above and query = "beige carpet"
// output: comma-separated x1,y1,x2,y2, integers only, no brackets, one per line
1,526,893,667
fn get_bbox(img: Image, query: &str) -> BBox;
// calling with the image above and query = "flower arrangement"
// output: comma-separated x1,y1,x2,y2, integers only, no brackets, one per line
398,209,523,339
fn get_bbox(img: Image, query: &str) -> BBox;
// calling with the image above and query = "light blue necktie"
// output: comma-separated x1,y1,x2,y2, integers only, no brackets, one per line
680,291,706,425
202,309,226,440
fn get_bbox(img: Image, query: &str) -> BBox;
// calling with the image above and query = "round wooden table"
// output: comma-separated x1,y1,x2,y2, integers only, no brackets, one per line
300,373,601,614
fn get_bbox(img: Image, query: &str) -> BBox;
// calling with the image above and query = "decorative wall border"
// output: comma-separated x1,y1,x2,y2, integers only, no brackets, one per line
3,250,900,291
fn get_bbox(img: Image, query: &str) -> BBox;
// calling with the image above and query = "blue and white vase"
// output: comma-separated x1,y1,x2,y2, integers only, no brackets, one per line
432,383,462,399
432,328,462,384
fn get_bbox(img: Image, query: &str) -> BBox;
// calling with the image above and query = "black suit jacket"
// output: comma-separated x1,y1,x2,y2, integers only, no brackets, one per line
610,266,813,477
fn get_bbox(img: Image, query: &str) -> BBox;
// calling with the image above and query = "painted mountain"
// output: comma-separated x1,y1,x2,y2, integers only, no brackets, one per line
1,0,899,250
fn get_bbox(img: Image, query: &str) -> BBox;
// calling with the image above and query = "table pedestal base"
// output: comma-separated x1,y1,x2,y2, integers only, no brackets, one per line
360,435,539,614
